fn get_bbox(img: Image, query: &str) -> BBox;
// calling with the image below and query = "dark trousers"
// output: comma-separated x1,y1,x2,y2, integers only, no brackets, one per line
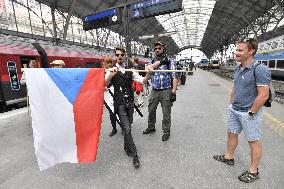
117,102,137,156
109,113,116,130
148,89,172,133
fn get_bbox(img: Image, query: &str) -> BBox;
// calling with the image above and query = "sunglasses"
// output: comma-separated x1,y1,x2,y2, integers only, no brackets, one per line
115,53,125,57
238,38,256,46
154,47,162,51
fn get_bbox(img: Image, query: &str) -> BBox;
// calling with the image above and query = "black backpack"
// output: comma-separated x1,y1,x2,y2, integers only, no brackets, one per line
254,63,274,107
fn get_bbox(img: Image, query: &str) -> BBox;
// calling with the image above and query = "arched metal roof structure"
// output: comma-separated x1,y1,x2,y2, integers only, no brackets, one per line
36,0,284,57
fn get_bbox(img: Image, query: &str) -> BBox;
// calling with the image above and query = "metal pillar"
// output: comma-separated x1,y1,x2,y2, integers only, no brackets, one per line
70,20,74,44
26,0,34,37
119,35,122,47
11,0,19,36
104,28,111,51
96,29,100,51
39,3,46,37
51,7,58,44
123,5,132,58
62,0,77,46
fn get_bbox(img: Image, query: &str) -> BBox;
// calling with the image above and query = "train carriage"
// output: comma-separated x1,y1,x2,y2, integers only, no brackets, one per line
0,39,40,112
0,39,105,112
0,38,150,112
255,35,284,80
255,49,284,80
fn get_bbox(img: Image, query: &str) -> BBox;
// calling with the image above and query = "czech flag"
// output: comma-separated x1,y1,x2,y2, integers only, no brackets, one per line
24,68,105,170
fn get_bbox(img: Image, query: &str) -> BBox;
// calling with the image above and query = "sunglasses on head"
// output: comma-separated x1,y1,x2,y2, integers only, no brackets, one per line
238,38,256,46
115,53,125,57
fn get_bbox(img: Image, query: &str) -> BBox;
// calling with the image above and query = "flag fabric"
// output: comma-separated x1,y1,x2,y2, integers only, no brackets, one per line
24,68,105,170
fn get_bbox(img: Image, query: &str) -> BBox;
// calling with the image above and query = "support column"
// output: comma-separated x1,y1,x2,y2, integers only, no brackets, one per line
39,3,46,37
27,0,34,37
96,29,100,51
70,20,74,43
104,28,111,51
51,7,58,45
62,0,77,46
11,0,19,36
123,5,132,58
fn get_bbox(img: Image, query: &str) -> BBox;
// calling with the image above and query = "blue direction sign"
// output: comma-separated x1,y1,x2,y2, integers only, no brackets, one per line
7,61,20,90
82,8,121,30
130,0,182,19
83,9,118,22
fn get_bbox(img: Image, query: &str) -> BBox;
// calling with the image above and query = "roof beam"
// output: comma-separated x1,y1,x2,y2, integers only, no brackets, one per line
273,0,284,16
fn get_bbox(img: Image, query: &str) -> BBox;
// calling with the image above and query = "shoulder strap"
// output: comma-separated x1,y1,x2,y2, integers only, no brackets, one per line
253,62,261,81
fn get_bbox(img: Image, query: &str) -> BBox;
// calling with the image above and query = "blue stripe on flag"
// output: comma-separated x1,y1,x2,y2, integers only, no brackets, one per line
45,68,89,105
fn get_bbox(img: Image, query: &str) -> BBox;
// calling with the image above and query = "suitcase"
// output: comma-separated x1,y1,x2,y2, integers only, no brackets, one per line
181,75,186,85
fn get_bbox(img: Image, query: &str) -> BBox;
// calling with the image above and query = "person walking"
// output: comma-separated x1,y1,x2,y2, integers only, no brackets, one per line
105,47,151,168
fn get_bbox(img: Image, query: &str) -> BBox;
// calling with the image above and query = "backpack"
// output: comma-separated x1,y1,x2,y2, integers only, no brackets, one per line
254,63,275,107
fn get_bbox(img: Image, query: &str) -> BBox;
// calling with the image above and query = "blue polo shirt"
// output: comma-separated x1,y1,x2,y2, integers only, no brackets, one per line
232,61,271,111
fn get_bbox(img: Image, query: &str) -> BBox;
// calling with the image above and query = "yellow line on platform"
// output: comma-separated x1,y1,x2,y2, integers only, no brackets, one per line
211,75,284,138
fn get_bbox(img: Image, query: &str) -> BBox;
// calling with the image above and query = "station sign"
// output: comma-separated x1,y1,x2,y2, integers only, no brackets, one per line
7,61,20,90
82,8,121,31
130,0,182,19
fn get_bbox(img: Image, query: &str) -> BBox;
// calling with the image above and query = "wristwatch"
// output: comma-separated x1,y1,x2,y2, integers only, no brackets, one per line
248,111,255,116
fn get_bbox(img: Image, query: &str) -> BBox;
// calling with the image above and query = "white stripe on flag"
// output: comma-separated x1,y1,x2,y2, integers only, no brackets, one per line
25,69,78,170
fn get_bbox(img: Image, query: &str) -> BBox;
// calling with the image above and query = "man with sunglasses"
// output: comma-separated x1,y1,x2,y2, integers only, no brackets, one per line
213,38,271,183
142,42,179,142
105,47,152,168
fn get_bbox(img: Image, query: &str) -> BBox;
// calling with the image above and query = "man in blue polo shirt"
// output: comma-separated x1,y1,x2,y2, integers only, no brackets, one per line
142,42,179,141
213,38,271,183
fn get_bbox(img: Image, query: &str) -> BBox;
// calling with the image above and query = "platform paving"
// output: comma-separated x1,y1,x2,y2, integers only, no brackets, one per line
1,69,284,189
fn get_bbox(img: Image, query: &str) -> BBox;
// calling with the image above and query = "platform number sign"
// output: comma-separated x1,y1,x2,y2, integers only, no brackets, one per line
7,61,20,90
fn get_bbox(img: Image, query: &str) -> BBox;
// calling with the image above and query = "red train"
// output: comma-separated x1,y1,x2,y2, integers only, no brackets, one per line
0,38,149,112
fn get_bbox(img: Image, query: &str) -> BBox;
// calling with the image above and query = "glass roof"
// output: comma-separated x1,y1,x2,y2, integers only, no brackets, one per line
156,0,216,49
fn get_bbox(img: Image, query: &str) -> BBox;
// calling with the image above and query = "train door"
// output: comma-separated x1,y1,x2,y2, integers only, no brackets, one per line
0,56,38,112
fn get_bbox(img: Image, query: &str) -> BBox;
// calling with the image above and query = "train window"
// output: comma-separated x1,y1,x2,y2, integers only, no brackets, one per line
268,60,275,68
20,56,36,68
276,60,284,69
85,62,102,68
262,61,268,66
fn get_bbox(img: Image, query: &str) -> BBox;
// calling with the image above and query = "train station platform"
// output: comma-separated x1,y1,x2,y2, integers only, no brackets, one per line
1,69,284,189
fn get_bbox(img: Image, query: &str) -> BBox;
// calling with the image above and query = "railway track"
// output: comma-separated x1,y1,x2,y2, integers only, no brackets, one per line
211,68,284,105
